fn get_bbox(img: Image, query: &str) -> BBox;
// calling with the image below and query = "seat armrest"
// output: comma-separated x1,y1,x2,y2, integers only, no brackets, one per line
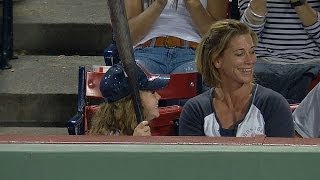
67,113,84,135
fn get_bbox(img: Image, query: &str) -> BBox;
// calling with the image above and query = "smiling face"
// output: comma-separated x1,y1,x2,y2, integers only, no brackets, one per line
213,34,256,89
140,90,161,121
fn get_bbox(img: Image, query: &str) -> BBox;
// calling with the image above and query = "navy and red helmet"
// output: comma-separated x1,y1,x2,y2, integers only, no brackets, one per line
100,63,170,103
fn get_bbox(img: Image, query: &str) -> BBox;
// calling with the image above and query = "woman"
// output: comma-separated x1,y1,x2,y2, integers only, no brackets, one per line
89,63,170,136
179,19,294,137
124,0,228,74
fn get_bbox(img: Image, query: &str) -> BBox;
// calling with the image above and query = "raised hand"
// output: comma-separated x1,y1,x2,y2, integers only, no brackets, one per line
249,0,267,16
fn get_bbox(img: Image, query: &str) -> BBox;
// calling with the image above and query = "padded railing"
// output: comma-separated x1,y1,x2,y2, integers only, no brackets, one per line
1,135,320,180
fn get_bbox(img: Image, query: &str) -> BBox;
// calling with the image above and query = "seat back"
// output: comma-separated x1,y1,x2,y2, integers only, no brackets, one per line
84,72,104,133
157,73,201,100
85,70,201,102
151,72,201,135
150,105,182,136
86,71,104,99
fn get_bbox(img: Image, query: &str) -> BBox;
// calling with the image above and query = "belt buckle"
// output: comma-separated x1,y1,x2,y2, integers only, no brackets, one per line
164,36,177,49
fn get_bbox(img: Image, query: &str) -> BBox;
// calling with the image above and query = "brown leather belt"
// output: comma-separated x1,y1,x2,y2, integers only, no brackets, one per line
137,36,198,50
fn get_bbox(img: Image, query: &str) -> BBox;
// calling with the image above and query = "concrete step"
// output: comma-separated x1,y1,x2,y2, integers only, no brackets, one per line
0,55,103,126
0,0,114,133
0,0,112,55
0,127,68,135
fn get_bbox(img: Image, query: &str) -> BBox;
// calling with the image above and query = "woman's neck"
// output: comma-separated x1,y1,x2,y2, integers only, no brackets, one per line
213,83,254,128
215,83,253,109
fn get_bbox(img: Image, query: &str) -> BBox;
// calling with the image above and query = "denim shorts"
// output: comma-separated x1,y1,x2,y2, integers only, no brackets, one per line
134,46,196,74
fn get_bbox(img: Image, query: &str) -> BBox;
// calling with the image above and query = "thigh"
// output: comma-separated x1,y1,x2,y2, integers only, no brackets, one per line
287,64,320,102
255,61,320,102
171,48,196,73
172,61,197,73
254,61,293,99
134,47,168,74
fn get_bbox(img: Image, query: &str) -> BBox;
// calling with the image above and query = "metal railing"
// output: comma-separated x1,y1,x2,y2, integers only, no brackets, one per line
0,0,14,69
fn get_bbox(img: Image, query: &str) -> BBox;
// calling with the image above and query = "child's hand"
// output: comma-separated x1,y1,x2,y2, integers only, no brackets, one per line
133,121,151,136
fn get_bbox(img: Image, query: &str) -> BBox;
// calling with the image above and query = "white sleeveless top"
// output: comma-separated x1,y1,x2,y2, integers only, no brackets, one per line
135,0,207,46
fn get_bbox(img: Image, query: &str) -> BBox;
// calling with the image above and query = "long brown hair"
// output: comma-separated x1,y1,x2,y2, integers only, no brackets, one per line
89,95,141,135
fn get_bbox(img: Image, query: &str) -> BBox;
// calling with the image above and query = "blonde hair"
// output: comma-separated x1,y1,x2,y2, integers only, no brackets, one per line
89,95,141,135
196,19,257,87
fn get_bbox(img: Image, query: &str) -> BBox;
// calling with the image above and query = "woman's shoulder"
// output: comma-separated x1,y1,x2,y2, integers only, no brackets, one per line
254,84,289,105
183,88,213,109
187,88,212,103
181,88,213,120
256,84,286,99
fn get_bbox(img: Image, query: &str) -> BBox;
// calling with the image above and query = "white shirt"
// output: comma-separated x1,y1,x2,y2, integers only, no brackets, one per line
135,0,207,46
